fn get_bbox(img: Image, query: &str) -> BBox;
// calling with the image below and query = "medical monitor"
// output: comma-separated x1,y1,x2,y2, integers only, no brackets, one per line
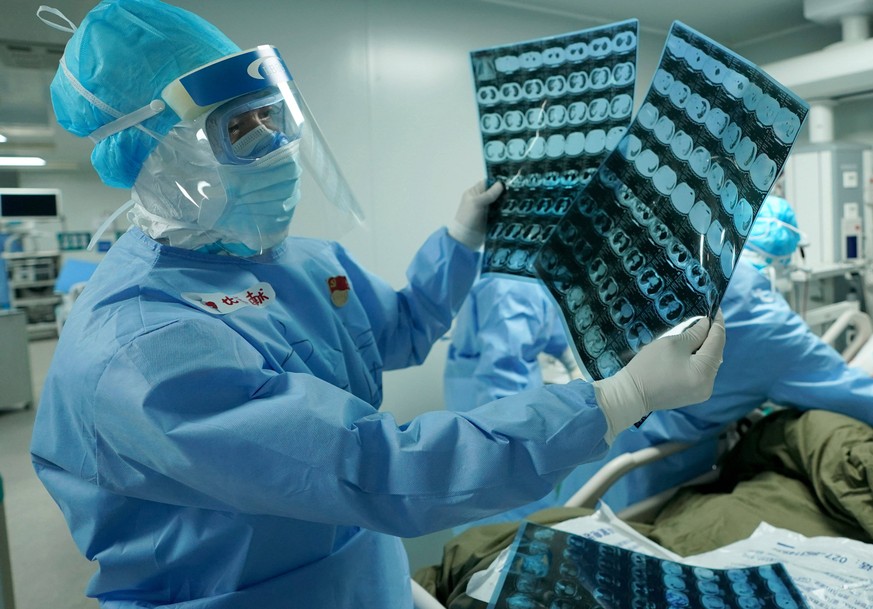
0,188,61,220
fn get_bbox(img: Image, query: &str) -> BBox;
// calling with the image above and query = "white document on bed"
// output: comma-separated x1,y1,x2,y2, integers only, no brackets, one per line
466,505,873,608
686,523,873,609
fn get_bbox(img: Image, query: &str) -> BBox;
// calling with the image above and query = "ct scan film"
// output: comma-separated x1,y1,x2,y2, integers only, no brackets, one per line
471,21,639,279
489,522,810,609
530,22,808,380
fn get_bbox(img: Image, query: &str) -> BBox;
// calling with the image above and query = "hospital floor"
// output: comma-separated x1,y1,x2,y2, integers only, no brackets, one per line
0,338,97,609
0,338,452,609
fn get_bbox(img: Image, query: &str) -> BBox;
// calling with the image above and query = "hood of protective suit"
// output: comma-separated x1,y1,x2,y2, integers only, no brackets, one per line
744,195,802,270
49,0,239,188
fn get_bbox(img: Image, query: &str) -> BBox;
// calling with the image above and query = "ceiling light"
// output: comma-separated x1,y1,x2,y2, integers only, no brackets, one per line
0,156,46,167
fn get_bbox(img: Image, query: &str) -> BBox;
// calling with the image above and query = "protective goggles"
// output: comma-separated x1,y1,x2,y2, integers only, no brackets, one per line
162,46,304,164
204,87,299,164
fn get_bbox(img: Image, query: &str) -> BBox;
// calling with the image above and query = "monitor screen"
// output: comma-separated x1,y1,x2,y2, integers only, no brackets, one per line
0,189,60,219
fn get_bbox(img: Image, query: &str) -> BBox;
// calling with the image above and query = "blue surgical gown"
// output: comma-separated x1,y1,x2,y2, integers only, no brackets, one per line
30,227,610,608
444,275,571,411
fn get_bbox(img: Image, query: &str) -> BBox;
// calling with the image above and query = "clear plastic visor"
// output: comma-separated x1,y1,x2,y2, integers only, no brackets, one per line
163,46,365,239
277,79,366,239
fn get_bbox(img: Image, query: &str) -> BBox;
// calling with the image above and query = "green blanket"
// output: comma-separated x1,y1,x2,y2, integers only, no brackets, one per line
414,409,873,608
649,408,873,554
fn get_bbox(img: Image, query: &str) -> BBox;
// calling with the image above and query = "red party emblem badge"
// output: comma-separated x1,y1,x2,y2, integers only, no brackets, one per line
328,275,350,307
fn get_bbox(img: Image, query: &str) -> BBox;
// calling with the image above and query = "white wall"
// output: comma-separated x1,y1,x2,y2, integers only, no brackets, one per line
16,0,873,426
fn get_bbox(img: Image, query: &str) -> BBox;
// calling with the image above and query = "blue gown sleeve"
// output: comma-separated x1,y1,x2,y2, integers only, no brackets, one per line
337,228,480,370
93,319,609,537
731,276,873,427
543,311,572,360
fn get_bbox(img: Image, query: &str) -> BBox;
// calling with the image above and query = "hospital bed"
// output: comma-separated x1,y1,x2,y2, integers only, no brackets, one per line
411,311,873,609
409,422,735,608
413,405,873,608
409,407,746,608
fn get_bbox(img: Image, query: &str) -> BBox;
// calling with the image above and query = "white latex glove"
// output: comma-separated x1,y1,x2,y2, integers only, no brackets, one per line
593,310,726,444
448,180,505,249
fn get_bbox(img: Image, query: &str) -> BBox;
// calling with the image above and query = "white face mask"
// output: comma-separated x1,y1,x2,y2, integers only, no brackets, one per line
130,122,303,255
213,139,302,255
231,124,289,158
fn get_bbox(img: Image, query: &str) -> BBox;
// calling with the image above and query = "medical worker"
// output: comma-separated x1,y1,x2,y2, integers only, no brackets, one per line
29,1,725,607
444,276,582,413
742,194,805,293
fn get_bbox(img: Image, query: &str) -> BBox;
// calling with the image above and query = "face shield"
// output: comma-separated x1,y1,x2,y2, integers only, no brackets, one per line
131,45,364,255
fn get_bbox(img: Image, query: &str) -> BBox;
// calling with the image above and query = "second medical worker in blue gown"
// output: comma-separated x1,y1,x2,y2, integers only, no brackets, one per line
444,276,588,530
29,1,725,607
445,275,583,413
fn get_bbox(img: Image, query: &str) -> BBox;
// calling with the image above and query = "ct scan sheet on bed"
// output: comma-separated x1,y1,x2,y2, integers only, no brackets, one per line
471,21,808,380
489,521,811,609
471,20,639,280
468,506,871,608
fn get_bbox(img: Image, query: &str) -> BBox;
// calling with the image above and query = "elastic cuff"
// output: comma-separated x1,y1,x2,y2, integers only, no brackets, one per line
447,220,485,250
593,376,646,445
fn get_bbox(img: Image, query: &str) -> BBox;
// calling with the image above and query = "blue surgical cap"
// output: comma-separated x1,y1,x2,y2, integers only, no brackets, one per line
746,195,801,267
50,0,240,188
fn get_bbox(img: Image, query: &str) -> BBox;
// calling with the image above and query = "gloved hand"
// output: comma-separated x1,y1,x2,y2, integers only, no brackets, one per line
448,180,505,249
593,310,726,444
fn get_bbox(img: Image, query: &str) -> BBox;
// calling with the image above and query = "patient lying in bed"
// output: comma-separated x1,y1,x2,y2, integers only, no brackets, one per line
415,409,873,608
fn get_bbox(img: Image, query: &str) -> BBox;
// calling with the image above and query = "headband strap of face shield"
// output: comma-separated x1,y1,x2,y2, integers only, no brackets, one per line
55,54,166,144
57,45,297,147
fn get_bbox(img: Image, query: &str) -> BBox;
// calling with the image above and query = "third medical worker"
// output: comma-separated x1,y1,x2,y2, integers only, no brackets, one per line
563,194,873,511
30,1,725,607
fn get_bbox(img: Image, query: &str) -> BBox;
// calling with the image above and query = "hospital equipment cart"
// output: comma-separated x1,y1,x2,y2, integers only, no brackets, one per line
0,310,33,411
1,251,61,339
